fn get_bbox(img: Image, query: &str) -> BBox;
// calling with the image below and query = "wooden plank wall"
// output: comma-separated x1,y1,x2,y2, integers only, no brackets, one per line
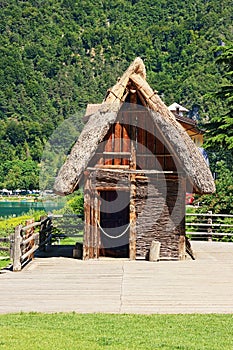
85,103,185,260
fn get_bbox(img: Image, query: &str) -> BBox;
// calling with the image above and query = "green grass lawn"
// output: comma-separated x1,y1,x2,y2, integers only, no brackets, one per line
0,313,232,350
0,258,11,270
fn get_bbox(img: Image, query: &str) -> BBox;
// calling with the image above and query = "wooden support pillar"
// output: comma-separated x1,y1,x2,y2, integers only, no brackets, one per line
83,171,91,260
39,216,47,251
129,173,137,260
129,121,137,260
25,218,35,261
13,225,22,272
179,177,186,260
93,191,99,259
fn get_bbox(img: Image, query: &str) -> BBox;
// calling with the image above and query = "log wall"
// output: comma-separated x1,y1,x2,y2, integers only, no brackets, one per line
135,175,185,259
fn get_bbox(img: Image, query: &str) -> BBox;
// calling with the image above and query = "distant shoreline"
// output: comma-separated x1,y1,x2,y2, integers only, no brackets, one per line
0,196,41,203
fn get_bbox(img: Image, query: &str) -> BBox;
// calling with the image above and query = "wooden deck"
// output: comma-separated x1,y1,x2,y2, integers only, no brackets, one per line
0,241,233,314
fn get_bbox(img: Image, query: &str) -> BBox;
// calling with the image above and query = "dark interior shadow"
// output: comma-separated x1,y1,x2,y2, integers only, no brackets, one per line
35,245,75,258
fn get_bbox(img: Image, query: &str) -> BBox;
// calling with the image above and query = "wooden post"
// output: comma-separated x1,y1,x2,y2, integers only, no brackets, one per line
25,218,35,260
93,191,99,258
114,122,122,166
13,225,22,272
39,216,47,251
129,120,137,260
89,192,94,259
207,211,213,242
83,171,91,260
179,177,186,260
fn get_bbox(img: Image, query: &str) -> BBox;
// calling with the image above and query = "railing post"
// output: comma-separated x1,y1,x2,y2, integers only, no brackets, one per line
39,216,47,251
25,218,35,260
13,225,22,272
207,211,213,242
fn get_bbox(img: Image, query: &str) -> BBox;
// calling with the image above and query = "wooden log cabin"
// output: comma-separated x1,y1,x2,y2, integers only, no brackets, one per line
54,58,215,261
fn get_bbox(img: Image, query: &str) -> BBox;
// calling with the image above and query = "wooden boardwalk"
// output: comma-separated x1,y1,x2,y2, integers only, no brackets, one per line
0,241,233,314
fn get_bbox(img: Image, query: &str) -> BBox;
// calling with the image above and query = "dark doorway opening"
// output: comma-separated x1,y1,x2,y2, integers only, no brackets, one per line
99,190,129,258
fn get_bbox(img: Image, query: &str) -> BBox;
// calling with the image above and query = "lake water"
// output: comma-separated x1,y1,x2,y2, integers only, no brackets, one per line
0,200,65,218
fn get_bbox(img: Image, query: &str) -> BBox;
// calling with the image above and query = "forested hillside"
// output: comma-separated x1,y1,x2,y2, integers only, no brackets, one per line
0,0,232,190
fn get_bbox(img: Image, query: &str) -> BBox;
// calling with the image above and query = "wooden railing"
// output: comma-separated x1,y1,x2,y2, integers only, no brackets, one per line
186,212,233,241
11,216,53,271
8,214,84,271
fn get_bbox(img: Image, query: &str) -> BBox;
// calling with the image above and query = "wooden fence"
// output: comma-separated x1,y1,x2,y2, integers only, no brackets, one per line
10,216,53,271
8,214,84,272
2,212,232,271
186,212,233,241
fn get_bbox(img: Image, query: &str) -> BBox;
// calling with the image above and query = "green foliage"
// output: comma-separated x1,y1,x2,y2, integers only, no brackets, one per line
65,191,84,215
197,161,233,214
0,0,232,191
205,45,233,150
0,313,232,349
0,159,39,190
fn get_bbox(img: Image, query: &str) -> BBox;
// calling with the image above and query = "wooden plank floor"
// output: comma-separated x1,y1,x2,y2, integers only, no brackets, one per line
0,241,233,314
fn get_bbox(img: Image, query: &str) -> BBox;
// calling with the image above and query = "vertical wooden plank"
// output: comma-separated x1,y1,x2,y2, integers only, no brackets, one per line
114,121,122,165
83,171,91,260
89,192,94,259
129,173,137,260
39,216,47,251
122,112,130,166
146,113,155,169
13,225,22,272
207,211,213,242
97,141,104,166
93,191,99,258
129,121,137,260
137,111,146,169
179,177,186,260
104,126,113,166
97,192,101,258
25,218,35,260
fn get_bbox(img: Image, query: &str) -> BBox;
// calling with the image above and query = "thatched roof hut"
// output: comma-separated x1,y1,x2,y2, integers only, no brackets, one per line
54,57,215,196
54,58,215,261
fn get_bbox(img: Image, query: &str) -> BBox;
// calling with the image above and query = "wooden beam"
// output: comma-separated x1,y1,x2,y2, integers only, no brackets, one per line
179,177,186,260
87,167,177,174
83,172,91,260
25,218,35,261
114,122,121,166
129,121,137,260
94,192,99,259
122,111,130,166
89,192,94,259
94,164,129,169
96,186,130,191
102,152,131,157
104,125,113,166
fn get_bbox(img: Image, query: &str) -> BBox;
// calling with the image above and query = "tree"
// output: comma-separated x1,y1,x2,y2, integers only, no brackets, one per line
197,161,233,214
205,45,233,151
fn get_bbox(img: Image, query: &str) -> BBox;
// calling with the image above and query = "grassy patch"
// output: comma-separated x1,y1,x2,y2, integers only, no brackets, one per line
0,258,11,270
0,313,232,350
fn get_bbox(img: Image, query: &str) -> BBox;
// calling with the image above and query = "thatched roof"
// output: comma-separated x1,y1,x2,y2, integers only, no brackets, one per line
54,57,215,195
